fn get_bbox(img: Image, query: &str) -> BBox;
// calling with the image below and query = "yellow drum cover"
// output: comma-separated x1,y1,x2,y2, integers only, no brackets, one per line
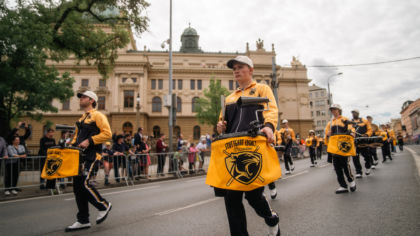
206,135,281,191
41,147,80,180
327,135,356,156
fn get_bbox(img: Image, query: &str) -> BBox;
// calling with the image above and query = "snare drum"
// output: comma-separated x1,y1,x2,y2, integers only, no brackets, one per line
355,137,370,148
206,132,281,191
368,136,383,148
41,146,83,180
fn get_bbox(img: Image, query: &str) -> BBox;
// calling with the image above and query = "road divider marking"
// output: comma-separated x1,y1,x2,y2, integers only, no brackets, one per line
155,198,219,216
64,185,160,201
406,147,420,179
281,170,309,180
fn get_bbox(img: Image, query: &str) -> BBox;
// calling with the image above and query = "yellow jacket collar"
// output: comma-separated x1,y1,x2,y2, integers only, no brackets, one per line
235,81,256,92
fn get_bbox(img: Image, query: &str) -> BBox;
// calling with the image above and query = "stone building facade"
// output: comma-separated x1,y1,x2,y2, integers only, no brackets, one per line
400,98,420,142
308,84,329,136
23,26,312,151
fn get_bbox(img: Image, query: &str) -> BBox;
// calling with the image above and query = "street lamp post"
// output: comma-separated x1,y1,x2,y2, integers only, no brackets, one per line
168,0,174,153
327,72,343,106
136,93,140,132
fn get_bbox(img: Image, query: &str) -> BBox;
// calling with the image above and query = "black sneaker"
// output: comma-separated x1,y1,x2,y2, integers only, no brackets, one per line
349,181,356,192
65,222,91,232
335,187,349,194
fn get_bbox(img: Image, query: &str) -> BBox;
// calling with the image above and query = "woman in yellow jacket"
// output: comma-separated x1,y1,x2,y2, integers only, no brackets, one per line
306,130,318,167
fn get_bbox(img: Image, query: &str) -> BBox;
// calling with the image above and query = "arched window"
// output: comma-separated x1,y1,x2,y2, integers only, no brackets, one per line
123,122,133,135
174,126,181,138
176,96,182,113
152,96,162,112
192,97,200,113
153,126,161,138
193,126,201,140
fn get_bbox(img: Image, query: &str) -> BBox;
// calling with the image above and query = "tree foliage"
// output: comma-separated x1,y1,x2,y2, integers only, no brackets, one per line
195,78,230,133
0,0,150,137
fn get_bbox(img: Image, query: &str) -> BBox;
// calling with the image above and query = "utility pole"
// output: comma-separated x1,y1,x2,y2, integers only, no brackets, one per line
270,56,281,130
168,0,173,152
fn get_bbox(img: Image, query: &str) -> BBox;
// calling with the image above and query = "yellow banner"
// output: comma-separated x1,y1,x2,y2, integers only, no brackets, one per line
41,147,80,180
327,135,356,156
206,135,281,191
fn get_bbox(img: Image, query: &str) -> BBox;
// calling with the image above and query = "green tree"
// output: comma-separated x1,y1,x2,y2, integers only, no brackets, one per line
195,78,230,134
0,0,149,137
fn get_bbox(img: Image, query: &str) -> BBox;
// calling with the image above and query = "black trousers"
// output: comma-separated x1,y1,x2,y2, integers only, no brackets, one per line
224,187,278,236
370,147,378,162
352,147,372,174
73,160,108,224
382,141,392,161
157,154,166,174
5,162,19,190
399,144,404,151
283,147,293,171
268,182,276,190
309,147,316,164
332,155,354,188
316,146,322,160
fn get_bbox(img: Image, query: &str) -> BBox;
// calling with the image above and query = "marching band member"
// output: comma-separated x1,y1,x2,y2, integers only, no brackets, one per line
387,124,397,153
366,116,379,168
351,110,373,178
65,91,112,232
216,56,280,236
305,130,318,167
397,132,404,151
325,104,357,194
380,124,393,162
276,120,296,174
316,135,323,160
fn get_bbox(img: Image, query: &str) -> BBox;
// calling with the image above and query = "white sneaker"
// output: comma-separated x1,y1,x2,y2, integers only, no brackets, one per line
285,170,291,175
366,168,371,175
11,190,18,195
310,164,315,167
65,222,91,232
270,188,277,199
349,181,356,192
335,187,349,194
371,165,376,169
4,190,10,196
355,173,362,178
96,202,112,224
268,224,280,236
290,165,295,171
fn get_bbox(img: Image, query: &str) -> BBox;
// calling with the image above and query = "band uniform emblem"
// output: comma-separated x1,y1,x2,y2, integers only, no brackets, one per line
337,136,353,153
46,150,63,176
224,146,265,186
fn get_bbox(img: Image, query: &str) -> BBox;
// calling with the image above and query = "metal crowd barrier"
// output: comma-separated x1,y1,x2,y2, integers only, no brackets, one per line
0,151,210,196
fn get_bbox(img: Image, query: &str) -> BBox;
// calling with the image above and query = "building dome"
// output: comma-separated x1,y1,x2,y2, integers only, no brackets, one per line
180,24,203,53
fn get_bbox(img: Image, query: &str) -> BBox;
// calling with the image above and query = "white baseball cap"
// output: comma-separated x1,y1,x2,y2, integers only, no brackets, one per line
282,119,288,124
77,90,98,102
309,130,315,133
351,109,360,114
227,56,254,69
329,104,342,111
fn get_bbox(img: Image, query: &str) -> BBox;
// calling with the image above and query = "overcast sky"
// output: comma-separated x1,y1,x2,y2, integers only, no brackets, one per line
135,0,420,124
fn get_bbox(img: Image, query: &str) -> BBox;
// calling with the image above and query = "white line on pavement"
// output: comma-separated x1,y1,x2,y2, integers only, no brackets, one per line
64,185,160,201
319,163,331,168
155,198,219,216
280,170,309,180
405,147,420,178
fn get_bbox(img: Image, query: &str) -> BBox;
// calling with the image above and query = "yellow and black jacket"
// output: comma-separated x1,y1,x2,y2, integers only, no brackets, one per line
325,116,355,137
275,128,296,146
71,109,112,160
305,136,318,148
220,81,278,134
352,118,372,137
379,129,389,142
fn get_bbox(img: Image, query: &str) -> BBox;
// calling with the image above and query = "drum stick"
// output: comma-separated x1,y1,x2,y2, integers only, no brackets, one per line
220,95,226,135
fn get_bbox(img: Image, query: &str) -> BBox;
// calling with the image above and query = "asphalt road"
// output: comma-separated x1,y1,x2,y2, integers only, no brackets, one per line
1,146,419,236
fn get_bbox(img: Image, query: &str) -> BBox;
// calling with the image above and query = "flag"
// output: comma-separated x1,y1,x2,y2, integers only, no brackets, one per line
41,147,81,180
206,135,281,191
327,135,356,156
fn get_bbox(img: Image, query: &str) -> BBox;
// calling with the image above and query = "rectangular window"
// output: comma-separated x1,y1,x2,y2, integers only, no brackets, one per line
321,111,326,116
98,96,106,110
81,79,89,87
229,80,234,90
173,80,176,90
257,79,261,83
62,99,70,110
190,80,195,90
122,77,128,83
197,80,202,90
322,120,326,126
151,79,156,90
158,79,163,90
178,79,183,90
124,90,134,108
317,121,322,126
265,80,270,85
311,111,314,117
131,77,137,83
99,79,106,87
316,111,321,116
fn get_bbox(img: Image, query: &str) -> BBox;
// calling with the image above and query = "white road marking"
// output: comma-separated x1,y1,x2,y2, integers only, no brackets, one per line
0,193,73,205
319,163,331,168
155,198,219,216
280,170,309,180
186,178,205,183
64,185,160,201
405,147,420,178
